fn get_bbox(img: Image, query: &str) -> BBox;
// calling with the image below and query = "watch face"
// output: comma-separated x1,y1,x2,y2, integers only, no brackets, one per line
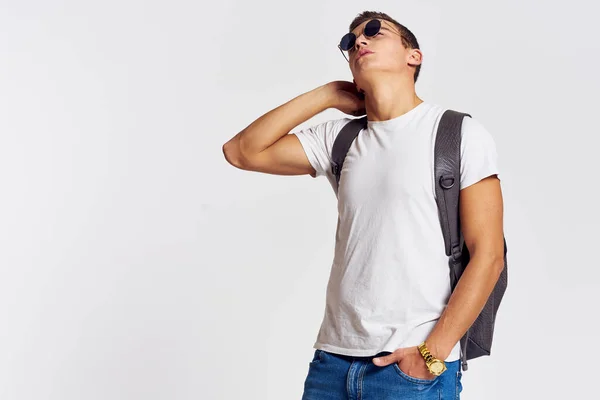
430,361,445,375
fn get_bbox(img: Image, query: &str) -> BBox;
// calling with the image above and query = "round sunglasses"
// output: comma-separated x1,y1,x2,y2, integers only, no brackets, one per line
338,19,382,62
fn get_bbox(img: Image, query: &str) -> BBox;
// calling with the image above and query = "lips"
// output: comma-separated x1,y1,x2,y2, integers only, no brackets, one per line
357,50,373,60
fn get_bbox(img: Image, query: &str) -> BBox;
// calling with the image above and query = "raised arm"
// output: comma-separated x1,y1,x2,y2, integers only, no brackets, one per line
222,81,365,176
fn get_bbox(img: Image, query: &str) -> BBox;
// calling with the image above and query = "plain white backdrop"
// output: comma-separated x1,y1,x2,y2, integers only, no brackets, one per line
1,0,599,399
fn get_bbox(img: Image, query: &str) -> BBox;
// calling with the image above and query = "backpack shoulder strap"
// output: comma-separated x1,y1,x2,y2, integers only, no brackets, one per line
331,116,368,187
434,109,472,372
434,109,471,260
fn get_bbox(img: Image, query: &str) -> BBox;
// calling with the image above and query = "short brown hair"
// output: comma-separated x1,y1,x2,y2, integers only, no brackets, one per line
349,11,421,83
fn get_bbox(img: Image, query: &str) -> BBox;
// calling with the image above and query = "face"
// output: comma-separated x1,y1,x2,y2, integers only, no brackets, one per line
340,19,422,88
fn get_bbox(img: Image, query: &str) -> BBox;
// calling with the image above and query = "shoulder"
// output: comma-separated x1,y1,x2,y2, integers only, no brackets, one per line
431,107,495,142
294,116,356,150
295,116,354,137
460,115,496,147
318,117,356,139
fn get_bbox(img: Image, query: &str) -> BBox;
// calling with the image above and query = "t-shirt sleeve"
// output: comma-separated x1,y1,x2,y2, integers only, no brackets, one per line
460,117,501,190
292,118,350,179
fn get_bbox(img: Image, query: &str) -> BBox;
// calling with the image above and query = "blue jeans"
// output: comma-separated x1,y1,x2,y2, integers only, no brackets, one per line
301,349,463,399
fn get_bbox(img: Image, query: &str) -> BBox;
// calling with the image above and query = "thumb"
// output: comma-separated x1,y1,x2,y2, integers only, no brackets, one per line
372,351,401,367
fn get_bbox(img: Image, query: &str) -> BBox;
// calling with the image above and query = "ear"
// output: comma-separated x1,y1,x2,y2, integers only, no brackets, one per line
407,48,423,67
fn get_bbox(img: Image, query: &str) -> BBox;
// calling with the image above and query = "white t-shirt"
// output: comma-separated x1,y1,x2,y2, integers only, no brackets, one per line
293,101,500,361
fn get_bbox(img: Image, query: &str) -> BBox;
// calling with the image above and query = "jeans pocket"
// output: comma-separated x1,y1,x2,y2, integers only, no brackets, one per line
309,349,324,365
392,362,440,385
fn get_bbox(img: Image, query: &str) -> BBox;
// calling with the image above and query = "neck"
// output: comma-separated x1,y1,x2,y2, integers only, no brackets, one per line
361,74,423,122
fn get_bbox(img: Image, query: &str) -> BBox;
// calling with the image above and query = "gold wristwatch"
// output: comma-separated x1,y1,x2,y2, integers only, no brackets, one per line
417,341,447,376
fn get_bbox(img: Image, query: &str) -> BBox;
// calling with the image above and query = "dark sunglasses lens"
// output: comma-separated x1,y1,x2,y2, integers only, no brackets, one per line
340,33,355,51
364,19,381,37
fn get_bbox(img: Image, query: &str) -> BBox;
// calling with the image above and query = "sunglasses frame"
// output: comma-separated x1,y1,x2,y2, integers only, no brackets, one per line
337,19,382,62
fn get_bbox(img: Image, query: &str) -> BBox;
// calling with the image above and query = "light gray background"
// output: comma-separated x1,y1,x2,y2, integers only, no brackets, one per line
1,0,598,399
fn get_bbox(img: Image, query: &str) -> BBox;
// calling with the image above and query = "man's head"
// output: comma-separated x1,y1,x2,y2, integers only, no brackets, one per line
341,11,422,90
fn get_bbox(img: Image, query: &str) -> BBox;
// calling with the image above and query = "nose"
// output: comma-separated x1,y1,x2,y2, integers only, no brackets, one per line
353,33,369,52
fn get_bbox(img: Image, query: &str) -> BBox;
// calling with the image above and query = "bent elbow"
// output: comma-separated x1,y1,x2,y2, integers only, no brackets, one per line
223,139,248,170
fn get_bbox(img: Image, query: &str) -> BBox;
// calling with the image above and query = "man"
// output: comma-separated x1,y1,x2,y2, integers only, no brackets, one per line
223,10,505,400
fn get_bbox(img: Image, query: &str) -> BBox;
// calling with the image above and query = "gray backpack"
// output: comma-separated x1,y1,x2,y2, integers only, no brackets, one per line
330,110,508,372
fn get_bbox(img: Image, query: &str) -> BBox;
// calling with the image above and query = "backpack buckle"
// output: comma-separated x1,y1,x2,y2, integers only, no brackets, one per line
332,163,340,176
452,244,462,261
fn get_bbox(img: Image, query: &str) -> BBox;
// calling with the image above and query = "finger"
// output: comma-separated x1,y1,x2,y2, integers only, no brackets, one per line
372,354,397,366
375,347,409,365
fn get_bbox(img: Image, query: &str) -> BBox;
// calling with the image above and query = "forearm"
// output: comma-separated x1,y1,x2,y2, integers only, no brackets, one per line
426,254,504,360
232,85,333,158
